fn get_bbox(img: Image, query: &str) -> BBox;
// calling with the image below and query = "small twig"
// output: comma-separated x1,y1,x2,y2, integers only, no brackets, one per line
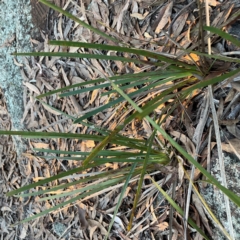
221,51,240,55
207,125,212,175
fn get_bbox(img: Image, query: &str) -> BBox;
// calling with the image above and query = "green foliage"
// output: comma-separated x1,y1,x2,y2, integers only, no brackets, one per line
2,0,240,238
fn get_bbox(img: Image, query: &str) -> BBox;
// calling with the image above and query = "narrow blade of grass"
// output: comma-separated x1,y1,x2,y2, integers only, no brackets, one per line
187,50,240,64
12,52,159,67
7,162,99,196
105,162,138,240
128,131,157,230
14,179,122,225
34,148,142,156
17,166,142,198
0,130,104,141
81,124,124,167
48,40,198,70
36,70,179,99
107,72,240,208
74,74,193,123
38,177,126,201
134,68,240,121
204,26,240,47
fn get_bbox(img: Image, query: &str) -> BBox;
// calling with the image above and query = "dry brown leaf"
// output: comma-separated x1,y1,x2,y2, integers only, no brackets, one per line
31,142,49,149
77,206,88,229
88,219,108,235
60,68,83,114
38,77,54,91
13,57,24,67
183,53,200,63
172,230,179,240
90,0,102,21
212,10,225,28
23,82,41,95
90,59,104,74
192,193,212,236
130,12,148,20
225,89,236,103
219,119,239,126
227,125,240,139
172,218,183,236
42,103,62,115
89,225,98,240
170,130,195,155
70,96,83,114
231,82,240,92
222,138,240,156
144,32,152,38
116,0,130,32
172,12,189,38
21,101,34,124
72,76,85,84
157,221,169,231
1,206,12,212
142,119,152,137
115,229,131,240
90,89,99,105
194,232,204,240
61,67,70,86
208,0,220,6
217,98,224,118
177,156,185,185
85,140,95,148
183,106,195,139
155,2,173,34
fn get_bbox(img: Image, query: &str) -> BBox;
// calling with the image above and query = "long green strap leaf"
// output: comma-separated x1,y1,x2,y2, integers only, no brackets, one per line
36,70,181,99
108,72,240,208
7,162,99,196
105,162,138,239
13,177,124,225
12,52,157,66
18,166,142,198
48,40,197,69
135,68,240,120
128,131,157,230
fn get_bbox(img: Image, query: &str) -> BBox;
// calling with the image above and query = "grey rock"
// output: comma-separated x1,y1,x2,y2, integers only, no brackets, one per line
200,151,240,240
0,0,48,156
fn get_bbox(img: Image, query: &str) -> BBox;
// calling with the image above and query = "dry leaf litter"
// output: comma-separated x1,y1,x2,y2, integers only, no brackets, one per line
1,0,240,239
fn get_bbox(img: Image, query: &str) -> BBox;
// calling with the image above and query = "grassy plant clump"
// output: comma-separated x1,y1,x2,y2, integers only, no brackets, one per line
2,0,240,239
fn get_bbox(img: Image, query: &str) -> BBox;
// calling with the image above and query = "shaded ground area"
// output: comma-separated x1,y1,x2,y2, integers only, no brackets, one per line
1,0,240,239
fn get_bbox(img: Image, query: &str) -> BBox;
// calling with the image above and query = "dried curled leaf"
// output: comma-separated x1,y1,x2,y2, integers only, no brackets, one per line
77,205,88,229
